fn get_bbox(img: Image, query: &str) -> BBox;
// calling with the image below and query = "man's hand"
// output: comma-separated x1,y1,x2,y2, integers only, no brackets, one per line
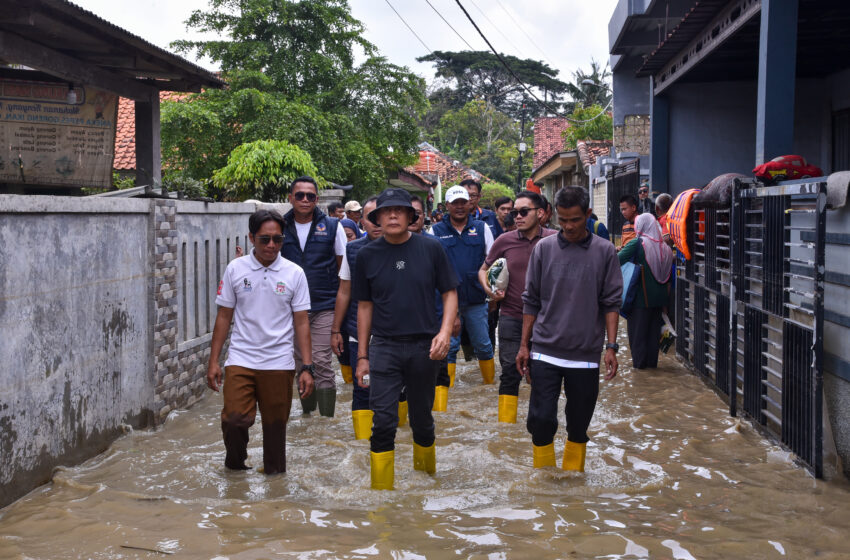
604,348,619,381
207,362,223,392
488,288,505,303
331,332,344,356
430,331,451,361
516,345,531,384
355,359,370,388
297,370,315,398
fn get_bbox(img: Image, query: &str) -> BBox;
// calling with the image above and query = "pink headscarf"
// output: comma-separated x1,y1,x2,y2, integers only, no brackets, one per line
635,213,674,283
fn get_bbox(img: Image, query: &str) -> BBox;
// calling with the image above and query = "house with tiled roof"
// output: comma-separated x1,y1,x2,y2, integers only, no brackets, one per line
532,117,569,170
114,92,191,178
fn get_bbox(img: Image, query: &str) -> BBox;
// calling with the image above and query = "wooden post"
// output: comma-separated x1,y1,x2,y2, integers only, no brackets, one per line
135,93,162,192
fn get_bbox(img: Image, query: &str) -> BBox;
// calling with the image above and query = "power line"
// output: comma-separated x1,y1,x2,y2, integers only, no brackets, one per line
383,0,433,54
453,0,611,124
466,0,530,61
423,0,477,51
492,0,557,69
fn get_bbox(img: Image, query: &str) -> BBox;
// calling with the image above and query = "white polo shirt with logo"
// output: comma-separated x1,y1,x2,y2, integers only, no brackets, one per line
216,251,311,370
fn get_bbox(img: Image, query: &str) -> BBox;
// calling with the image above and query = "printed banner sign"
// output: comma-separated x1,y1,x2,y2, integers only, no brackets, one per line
0,79,117,188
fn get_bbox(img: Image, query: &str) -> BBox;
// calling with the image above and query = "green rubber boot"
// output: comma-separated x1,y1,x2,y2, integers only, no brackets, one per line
316,387,337,418
300,390,317,416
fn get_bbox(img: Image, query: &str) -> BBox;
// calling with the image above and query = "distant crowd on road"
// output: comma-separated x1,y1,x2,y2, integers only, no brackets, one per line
206,176,673,488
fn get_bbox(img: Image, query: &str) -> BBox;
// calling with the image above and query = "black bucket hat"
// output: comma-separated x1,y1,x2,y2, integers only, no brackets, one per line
367,188,415,225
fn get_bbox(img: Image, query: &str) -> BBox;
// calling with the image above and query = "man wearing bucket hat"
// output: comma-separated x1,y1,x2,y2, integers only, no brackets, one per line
353,188,458,490
431,185,496,388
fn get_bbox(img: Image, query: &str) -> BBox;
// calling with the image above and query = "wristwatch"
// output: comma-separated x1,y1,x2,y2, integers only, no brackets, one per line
605,342,619,352
299,364,315,379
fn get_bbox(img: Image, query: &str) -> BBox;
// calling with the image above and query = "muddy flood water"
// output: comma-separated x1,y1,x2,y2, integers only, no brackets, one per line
2,331,850,559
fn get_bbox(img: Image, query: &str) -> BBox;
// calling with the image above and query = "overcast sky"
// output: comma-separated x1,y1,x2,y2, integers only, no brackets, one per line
74,0,617,85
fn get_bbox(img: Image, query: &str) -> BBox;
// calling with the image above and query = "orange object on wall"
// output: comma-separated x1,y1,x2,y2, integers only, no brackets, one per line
666,189,701,260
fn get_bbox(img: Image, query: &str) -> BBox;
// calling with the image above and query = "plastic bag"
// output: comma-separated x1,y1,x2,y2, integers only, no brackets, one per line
659,311,676,354
487,258,509,293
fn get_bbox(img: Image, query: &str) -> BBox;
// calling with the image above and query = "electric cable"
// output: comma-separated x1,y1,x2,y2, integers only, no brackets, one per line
466,0,530,60
423,0,477,51
384,0,433,54
453,0,611,124
492,0,557,68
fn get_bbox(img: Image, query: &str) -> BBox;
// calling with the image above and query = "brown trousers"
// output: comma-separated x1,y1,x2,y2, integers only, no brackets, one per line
221,366,294,474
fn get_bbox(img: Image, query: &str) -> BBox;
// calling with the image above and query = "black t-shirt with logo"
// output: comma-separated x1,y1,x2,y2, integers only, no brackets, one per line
353,233,458,337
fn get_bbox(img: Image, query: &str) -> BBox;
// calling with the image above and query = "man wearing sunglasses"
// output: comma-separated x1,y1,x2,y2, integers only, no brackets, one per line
207,209,313,474
478,191,556,424
637,182,654,216
432,185,496,387
282,176,348,417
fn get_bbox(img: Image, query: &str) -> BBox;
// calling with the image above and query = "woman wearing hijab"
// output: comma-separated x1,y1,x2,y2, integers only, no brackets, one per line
618,213,674,369
340,218,360,241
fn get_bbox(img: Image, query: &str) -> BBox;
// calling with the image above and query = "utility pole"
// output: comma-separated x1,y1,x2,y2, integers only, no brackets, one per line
517,101,527,192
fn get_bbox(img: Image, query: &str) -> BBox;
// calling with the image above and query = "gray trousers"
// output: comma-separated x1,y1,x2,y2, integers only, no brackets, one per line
293,309,336,389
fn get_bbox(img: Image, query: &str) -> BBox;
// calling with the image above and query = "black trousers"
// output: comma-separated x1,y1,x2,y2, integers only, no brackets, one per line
351,339,408,411
487,305,499,355
497,315,523,396
436,358,450,388
369,336,438,453
627,306,664,369
526,360,599,447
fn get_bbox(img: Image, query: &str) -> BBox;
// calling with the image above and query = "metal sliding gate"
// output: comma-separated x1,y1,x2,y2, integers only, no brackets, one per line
605,159,640,238
675,179,826,476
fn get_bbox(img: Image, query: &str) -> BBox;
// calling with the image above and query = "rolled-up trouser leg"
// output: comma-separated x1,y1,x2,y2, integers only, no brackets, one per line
526,360,564,447
255,370,295,474
349,340,371,411
369,338,405,453
402,339,438,449
497,316,523,396
563,368,599,444
221,366,259,469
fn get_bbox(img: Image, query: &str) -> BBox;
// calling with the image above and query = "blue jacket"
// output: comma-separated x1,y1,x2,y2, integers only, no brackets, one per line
343,235,373,336
473,207,503,238
281,207,339,313
431,214,488,307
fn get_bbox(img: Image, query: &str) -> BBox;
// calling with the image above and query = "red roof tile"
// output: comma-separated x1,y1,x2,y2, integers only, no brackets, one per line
532,117,569,170
405,142,491,186
114,91,190,171
576,139,613,168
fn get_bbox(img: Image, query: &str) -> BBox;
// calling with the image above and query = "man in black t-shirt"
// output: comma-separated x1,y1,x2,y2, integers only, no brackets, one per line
353,188,458,490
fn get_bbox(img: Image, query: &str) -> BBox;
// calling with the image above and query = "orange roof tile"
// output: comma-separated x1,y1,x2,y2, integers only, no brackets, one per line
405,142,491,186
577,139,613,168
113,91,190,171
532,116,569,170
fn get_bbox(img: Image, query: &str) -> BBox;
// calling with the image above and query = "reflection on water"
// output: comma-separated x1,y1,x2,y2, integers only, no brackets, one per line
2,335,850,559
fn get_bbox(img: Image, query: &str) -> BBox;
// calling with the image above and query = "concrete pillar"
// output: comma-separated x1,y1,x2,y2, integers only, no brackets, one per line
755,0,799,165
135,95,162,190
650,90,669,193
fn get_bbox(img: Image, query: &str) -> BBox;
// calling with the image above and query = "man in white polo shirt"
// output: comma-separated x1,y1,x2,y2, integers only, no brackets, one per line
207,209,314,474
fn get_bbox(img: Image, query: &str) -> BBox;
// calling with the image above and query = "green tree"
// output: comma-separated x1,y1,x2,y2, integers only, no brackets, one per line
564,60,612,112
212,139,322,201
164,0,428,198
562,104,613,150
479,182,514,209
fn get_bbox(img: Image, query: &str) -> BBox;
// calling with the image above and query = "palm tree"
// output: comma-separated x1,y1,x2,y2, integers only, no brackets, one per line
564,59,612,111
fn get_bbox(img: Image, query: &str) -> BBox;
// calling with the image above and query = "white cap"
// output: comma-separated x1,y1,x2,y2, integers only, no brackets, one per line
344,200,362,212
445,186,470,203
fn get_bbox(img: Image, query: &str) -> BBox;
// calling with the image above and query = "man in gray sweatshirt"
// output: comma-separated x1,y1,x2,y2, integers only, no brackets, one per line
517,185,623,472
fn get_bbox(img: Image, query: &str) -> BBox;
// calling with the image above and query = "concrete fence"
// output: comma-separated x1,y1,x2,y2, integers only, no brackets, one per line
0,194,302,508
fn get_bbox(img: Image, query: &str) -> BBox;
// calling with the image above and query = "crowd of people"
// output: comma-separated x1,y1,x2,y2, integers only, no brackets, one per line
206,176,674,488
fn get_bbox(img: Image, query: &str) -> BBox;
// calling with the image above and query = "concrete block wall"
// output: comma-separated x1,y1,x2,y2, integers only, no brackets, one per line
0,195,259,507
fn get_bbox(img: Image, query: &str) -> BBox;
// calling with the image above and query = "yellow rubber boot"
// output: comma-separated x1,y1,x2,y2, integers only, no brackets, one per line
398,400,408,427
533,443,556,468
341,364,353,384
432,385,448,412
479,358,495,385
448,363,456,387
370,450,394,490
352,409,373,440
413,442,436,475
497,394,518,423
562,441,587,472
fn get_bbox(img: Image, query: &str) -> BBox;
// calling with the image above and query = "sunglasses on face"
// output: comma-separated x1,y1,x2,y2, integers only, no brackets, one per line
255,235,284,245
639,189,649,194
509,207,539,218
293,191,317,202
